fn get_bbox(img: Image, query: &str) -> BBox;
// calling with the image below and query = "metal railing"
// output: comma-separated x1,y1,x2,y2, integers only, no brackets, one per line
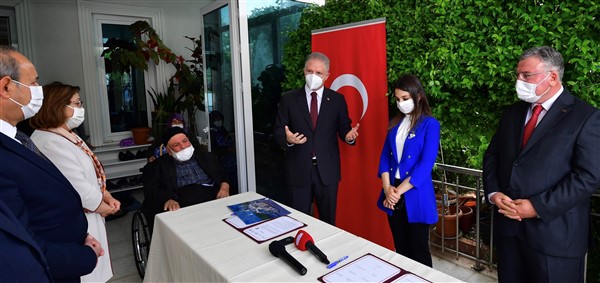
430,163,599,276
430,163,492,272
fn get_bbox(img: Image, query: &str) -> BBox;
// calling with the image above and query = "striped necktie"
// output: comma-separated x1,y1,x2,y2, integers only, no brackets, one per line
15,131,49,161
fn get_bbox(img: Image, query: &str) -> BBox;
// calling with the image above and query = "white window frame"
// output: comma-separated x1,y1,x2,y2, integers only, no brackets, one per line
77,0,169,146
2,0,33,59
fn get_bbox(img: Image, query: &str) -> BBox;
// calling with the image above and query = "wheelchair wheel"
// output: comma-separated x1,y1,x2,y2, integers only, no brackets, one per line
131,210,151,279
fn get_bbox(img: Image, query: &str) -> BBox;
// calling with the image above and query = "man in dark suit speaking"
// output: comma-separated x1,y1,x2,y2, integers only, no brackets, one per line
274,52,359,225
0,45,102,282
483,46,600,282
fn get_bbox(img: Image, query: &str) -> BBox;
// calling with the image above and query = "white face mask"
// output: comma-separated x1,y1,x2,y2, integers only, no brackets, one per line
172,123,184,129
172,145,195,162
397,99,415,114
66,105,85,129
305,74,323,90
9,79,44,119
516,72,551,103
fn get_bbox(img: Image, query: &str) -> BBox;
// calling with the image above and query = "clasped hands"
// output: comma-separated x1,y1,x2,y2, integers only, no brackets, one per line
284,123,360,145
490,192,538,221
383,185,401,209
85,233,104,258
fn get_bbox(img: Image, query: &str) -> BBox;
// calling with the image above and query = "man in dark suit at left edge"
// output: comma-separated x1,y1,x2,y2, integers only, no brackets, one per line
0,45,102,282
0,199,52,282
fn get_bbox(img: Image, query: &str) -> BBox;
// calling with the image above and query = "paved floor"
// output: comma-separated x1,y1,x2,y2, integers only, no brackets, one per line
105,191,497,282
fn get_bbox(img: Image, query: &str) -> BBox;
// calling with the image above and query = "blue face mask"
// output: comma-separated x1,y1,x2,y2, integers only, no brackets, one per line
10,79,44,119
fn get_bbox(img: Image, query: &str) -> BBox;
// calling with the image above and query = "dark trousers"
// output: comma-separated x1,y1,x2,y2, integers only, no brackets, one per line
387,179,432,267
496,236,585,283
289,161,338,225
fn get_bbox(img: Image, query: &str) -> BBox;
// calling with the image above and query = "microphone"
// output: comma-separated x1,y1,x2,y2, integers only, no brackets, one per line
269,236,307,275
294,230,330,264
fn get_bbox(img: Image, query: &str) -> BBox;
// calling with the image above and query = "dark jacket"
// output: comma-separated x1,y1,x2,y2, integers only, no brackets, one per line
142,148,228,217
273,87,354,186
483,89,600,257
0,133,97,282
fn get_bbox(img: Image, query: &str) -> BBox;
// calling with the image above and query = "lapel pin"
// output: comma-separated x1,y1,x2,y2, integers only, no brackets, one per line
408,131,416,139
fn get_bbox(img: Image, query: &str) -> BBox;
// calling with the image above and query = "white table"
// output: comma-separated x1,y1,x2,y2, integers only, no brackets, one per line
144,192,461,282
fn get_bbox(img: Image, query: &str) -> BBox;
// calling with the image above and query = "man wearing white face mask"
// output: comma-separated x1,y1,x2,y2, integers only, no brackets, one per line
483,46,600,282
274,52,359,225
0,46,102,282
141,127,230,231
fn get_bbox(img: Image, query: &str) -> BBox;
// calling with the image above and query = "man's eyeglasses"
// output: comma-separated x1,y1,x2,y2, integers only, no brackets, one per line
515,71,550,80
69,100,83,108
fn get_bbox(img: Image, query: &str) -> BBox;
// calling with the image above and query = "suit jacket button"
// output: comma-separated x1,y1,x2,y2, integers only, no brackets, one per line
405,171,409,175
408,155,411,159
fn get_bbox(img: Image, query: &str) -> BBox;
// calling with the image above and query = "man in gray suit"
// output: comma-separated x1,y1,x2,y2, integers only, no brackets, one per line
274,52,359,225
483,46,600,282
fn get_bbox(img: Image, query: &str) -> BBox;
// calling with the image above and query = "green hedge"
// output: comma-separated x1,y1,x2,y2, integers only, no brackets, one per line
282,0,599,280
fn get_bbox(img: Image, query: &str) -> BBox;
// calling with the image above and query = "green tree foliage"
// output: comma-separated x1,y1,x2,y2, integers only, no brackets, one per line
283,0,599,169
283,1,600,280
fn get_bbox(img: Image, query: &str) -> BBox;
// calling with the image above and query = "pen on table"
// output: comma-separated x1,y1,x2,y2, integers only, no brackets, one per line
326,255,348,269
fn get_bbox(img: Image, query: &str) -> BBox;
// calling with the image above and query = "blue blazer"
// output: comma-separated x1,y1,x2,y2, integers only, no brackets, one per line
0,133,97,282
0,199,52,283
377,116,440,224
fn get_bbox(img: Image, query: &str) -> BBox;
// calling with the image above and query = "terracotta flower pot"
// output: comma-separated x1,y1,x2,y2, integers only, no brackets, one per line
458,206,474,233
131,127,152,145
435,205,463,238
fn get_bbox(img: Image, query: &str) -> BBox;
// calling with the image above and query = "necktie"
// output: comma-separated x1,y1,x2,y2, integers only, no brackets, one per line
310,92,318,129
521,104,543,148
15,130,49,161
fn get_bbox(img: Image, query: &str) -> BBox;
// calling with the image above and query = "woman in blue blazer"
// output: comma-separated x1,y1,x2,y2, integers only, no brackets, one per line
377,74,440,267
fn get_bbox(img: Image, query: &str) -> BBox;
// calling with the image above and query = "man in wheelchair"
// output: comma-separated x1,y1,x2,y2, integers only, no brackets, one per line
141,127,231,232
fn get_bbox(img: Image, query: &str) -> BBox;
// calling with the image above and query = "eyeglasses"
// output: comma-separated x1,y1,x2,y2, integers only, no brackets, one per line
515,71,550,80
69,100,83,108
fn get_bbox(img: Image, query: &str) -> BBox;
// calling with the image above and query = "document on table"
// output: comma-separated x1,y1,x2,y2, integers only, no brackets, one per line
322,254,401,282
224,215,306,243
392,273,429,282
224,214,265,229
243,216,304,242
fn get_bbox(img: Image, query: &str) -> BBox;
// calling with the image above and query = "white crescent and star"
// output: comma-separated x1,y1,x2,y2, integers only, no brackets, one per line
330,74,368,119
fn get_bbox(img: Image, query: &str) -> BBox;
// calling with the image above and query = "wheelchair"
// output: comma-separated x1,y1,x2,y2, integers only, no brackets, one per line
131,163,158,279
131,209,150,279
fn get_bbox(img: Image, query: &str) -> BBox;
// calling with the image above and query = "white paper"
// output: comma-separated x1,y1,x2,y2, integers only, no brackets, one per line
224,215,265,229
243,216,304,241
323,254,401,283
392,273,428,282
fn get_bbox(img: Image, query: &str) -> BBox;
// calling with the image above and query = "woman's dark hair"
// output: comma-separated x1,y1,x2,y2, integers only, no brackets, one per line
389,74,432,130
30,82,80,129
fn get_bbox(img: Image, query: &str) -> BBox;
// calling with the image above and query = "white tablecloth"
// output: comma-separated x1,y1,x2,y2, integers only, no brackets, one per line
143,192,461,282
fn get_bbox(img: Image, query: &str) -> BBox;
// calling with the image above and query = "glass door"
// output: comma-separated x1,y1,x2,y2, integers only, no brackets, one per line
201,2,239,194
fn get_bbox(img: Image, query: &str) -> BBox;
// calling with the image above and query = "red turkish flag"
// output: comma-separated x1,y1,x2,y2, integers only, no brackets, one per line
312,19,392,249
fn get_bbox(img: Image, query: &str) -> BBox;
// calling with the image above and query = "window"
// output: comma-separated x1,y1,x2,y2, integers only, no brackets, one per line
101,23,148,133
0,6,16,47
78,1,166,146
